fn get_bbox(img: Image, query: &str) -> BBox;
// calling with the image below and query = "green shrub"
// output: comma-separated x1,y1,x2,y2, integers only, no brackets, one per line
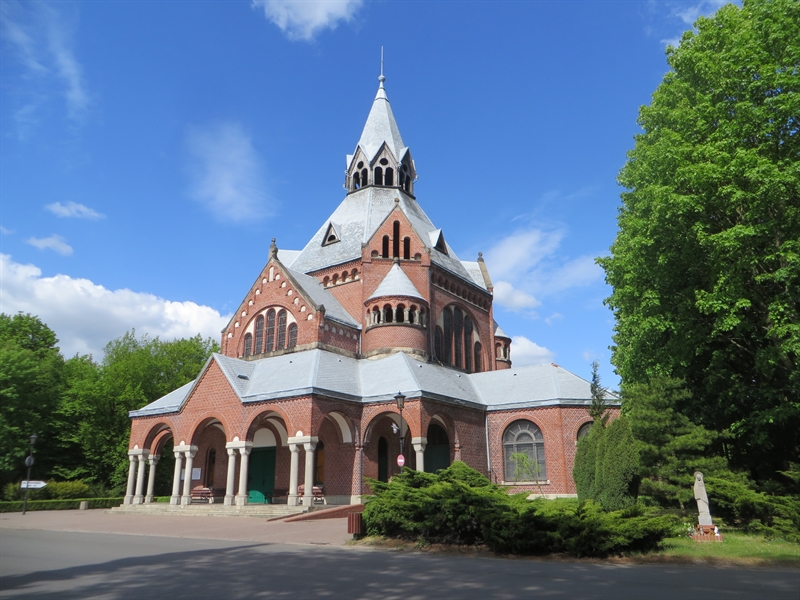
47,480,91,499
0,497,124,513
598,417,640,511
574,424,602,502
364,461,676,557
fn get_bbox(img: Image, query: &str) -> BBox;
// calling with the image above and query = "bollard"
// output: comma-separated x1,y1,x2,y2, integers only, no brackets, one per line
79,501,89,510
347,512,364,539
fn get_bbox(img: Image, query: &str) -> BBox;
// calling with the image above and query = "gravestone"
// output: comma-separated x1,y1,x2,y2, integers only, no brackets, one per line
694,471,713,526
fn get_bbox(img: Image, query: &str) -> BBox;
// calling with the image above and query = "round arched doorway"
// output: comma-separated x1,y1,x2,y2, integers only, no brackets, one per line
424,423,450,473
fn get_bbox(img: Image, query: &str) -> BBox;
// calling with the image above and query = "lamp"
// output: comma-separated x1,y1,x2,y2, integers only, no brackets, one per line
22,433,37,516
394,392,406,466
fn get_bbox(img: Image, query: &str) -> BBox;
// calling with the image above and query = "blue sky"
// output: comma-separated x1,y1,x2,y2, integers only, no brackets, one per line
1,0,731,388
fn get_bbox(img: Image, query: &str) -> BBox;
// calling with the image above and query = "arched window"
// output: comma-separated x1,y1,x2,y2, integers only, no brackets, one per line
384,304,393,323
442,308,453,364
314,441,325,484
375,167,383,186
393,221,400,258
287,323,298,348
385,167,394,186
244,333,253,357
361,168,368,185
205,448,216,488
503,420,546,482
434,327,444,361
453,307,463,368
474,342,482,373
353,171,361,189
403,237,410,260
396,304,405,323
266,309,276,353
277,310,287,350
382,235,390,258
254,315,264,355
378,437,389,482
464,318,473,372
577,422,593,441
372,306,382,324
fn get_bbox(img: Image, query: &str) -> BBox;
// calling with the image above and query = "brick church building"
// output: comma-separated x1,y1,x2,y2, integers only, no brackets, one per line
123,73,616,508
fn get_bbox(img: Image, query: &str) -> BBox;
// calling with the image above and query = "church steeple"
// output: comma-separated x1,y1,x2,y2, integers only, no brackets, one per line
345,60,416,195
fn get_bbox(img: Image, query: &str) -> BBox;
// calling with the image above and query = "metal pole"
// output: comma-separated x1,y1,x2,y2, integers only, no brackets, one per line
22,434,37,516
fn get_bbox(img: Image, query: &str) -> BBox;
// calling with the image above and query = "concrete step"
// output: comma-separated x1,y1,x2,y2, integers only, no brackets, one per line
108,503,308,518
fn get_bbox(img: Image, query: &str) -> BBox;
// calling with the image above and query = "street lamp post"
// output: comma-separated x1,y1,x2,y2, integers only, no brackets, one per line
22,433,38,516
394,392,406,468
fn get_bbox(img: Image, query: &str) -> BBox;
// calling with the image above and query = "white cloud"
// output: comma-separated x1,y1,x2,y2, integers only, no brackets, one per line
674,0,727,25
492,281,540,314
0,226,14,235
1,1,90,134
545,312,563,326
27,234,73,255
483,228,602,313
252,0,363,41
186,122,271,223
0,254,230,359
46,201,105,220
510,336,554,367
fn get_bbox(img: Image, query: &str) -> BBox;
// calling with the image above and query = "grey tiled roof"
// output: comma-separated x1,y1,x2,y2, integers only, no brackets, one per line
353,84,406,164
461,261,488,291
494,321,510,339
367,263,425,301
276,249,301,268
130,350,618,417
285,267,361,329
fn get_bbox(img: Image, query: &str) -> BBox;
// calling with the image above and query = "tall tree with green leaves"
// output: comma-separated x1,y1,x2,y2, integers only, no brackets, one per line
598,0,800,480
0,314,64,486
588,360,609,424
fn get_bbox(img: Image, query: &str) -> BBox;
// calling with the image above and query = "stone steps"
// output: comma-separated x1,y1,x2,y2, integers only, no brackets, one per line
108,503,308,518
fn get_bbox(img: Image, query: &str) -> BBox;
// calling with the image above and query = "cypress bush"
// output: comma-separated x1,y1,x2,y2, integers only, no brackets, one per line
364,461,676,557
574,424,603,502
598,417,640,511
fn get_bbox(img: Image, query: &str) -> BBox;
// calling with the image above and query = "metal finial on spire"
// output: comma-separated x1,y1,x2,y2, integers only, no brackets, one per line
379,46,385,88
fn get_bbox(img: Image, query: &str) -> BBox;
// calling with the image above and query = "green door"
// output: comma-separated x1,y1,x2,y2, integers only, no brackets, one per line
424,424,451,473
247,447,276,504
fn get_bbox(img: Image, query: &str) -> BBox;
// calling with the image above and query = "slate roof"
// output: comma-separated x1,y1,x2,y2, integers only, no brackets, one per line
494,321,510,339
129,350,618,417
352,79,407,164
367,262,425,301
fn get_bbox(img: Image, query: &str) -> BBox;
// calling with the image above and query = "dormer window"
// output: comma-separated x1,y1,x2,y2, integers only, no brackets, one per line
322,222,341,246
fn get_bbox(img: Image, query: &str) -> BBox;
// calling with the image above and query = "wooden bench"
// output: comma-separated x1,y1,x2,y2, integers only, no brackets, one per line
190,486,224,504
297,484,326,505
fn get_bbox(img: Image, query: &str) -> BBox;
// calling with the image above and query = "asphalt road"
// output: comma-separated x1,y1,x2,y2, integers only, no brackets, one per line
2,527,799,600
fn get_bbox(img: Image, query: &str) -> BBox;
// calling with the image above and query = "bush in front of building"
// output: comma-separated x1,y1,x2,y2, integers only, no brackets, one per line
0,497,124,512
3,479,92,501
363,461,678,557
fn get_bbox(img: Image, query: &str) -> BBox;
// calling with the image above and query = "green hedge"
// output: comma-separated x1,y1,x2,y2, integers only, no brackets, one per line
364,462,679,558
0,497,124,513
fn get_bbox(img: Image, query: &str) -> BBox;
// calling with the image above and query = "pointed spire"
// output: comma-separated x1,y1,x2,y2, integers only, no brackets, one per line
354,49,406,163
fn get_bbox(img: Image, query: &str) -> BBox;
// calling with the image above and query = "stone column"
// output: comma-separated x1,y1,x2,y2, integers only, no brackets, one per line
144,455,159,503
124,454,137,505
236,446,252,506
181,448,197,506
224,448,237,506
303,439,318,507
288,443,300,506
171,450,183,505
133,453,148,504
412,437,427,473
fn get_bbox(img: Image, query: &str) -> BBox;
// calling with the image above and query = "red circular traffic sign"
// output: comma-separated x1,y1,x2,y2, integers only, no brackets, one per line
397,454,405,467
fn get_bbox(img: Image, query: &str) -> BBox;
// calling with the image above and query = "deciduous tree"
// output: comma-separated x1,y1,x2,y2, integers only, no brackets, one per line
599,0,800,479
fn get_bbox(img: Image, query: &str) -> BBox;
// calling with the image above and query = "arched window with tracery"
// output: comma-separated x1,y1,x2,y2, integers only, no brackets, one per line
474,342,482,373
503,420,546,482
434,327,444,362
442,307,453,364
453,307,463,368
277,310,287,349
464,318,473,372
266,309,276,353
287,323,298,348
254,315,264,355
243,333,253,357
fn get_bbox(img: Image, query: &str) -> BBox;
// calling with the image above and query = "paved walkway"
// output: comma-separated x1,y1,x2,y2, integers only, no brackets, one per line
0,509,351,546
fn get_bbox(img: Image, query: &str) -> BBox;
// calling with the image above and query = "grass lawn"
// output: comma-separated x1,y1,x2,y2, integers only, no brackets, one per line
638,532,800,567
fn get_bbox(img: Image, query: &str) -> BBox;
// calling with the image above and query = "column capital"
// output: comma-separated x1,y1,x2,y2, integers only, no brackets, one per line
148,455,160,465
238,446,252,456
288,435,318,445
303,439,318,452
412,436,427,452
128,448,149,458
227,447,237,457
225,440,253,450
174,444,197,453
